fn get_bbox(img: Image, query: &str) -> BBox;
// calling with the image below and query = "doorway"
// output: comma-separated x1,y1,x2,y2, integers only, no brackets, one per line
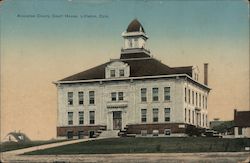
67,131,73,139
113,111,122,130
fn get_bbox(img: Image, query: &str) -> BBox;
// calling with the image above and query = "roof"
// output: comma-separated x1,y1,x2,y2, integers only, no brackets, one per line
126,19,145,33
60,55,193,81
120,52,150,59
234,111,250,127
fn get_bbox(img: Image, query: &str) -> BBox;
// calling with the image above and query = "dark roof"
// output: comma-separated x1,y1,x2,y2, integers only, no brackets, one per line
120,52,150,59
126,19,145,33
234,111,250,127
60,56,193,81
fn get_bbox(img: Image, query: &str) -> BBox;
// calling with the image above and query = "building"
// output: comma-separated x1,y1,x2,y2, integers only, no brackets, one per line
54,19,211,139
2,131,30,143
234,109,250,138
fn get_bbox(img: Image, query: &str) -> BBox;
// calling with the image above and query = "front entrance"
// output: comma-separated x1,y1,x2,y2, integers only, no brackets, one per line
113,111,122,130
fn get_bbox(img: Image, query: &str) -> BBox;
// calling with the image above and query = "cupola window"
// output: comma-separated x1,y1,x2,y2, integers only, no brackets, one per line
110,70,115,77
119,69,124,77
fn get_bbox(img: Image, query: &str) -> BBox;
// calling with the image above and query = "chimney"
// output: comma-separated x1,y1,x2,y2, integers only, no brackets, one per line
234,109,237,120
204,63,208,85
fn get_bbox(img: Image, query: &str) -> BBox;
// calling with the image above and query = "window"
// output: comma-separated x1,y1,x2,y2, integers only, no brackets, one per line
185,108,187,122
78,92,84,105
164,129,171,135
199,94,201,107
152,88,159,101
118,92,124,101
129,39,133,47
89,91,95,104
185,88,187,102
238,127,243,135
206,115,208,127
153,108,159,122
68,112,73,125
141,109,147,123
67,92,73,105
205,96,207,109
119,69,124,77
192,111,194,124
111,92,117,101
202,95,205,108
192,91,194,105
164,87,171,101
89,111,95,124
79,111,84,125
188,89,191,104
202,114,204,126
134,38,138,47
110,70,115,77
141,88,147,102
196,93,198,106
164,108,170,122
188,109,190,123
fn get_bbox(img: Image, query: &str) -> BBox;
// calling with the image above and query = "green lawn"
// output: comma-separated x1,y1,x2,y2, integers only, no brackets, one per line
25,137,250,155
0,139,68,152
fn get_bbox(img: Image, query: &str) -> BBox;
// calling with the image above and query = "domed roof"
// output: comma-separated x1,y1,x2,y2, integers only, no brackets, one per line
126,19,145,33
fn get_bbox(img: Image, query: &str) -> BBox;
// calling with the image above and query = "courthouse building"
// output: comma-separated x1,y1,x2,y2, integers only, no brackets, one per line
54,19,211,139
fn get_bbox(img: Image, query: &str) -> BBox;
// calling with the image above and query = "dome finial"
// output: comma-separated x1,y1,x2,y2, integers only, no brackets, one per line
126,19,145,33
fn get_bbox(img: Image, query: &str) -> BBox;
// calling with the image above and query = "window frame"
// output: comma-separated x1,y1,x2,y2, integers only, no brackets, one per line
119,69,124,77
164,87,171,101
111,92,117,101
164,108,171,122
79,111,84,125
152,88,159,102
89,91,95,105
67,92,73,106
78,91,84,105
185,88,187,102
141,88,147,102
110,69,115,77
141,109,147,123
89,111,95,124
188,109,191,123
68,112,73,125
188,89,191,104
118,92,124,101
192,91,194,105
153,108,159,122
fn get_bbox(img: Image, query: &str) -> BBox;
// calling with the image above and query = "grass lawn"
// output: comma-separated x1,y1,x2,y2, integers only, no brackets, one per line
0,139,68,152
25,137,250,155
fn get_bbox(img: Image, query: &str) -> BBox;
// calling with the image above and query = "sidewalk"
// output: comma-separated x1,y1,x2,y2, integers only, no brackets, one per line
2,152,250,163
2,138,96,155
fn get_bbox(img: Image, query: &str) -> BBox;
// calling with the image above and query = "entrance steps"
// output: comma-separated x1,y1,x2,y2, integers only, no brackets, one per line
99,130,119,138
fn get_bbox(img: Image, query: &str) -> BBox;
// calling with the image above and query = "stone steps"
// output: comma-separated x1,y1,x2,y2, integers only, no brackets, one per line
99,130,119,138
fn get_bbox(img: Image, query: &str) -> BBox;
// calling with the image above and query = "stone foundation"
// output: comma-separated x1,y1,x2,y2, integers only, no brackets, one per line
57,125,106,138
126,123,193,135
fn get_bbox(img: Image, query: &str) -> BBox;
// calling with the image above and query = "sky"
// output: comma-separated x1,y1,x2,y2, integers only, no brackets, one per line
0,0,249,140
